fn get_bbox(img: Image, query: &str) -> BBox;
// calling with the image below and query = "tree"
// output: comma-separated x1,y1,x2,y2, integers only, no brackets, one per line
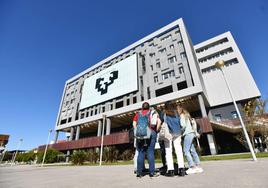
236,98,268,151
37,148,63,163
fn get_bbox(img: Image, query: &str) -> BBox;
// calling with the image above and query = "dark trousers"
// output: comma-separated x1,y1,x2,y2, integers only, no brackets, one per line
136,131,157,175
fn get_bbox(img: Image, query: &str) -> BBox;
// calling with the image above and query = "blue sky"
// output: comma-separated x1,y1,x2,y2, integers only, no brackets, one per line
0,0,267,150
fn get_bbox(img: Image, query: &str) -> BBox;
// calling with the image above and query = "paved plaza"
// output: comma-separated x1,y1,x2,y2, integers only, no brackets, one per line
0,158,268,188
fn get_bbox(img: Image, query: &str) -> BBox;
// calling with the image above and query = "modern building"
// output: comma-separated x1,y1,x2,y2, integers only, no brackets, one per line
39,18,260,155
0,134,9,153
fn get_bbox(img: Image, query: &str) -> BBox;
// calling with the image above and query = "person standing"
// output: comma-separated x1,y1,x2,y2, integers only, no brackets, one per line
177,105,204,174
161,102,185,177
133,102,161,178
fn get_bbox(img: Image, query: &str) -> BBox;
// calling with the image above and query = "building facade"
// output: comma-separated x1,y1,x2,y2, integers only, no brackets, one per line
40,18,260,155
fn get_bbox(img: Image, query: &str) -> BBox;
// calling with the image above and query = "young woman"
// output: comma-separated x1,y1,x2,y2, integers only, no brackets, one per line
161,102,185,177
177,105,203,174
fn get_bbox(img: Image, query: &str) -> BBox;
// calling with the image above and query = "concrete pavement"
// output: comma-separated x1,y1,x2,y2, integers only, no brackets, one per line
0,158,268,188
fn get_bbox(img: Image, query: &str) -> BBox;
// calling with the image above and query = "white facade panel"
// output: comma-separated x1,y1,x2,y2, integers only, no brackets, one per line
195,32,260,107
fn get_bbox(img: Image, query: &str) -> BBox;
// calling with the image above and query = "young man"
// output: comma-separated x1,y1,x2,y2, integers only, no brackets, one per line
133,102,161,178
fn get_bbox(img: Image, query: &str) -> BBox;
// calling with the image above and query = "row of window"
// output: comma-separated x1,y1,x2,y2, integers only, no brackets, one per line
150,41,184,58
196,38,229,54
199,48,234,63
153,66,184,83
214,111,238,122
201,58,239,74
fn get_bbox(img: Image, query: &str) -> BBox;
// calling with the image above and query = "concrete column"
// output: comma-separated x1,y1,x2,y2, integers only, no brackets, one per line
66,150,70,163
75,126,80,140
97,120,102,137
207,134,217,155
54,131,59,143
69,127,74,141
198,94,217,155
198,94,207,117
106,118,111,135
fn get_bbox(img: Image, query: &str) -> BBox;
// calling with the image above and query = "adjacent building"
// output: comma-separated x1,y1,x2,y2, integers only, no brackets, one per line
39,18,260,155
0,134,9,153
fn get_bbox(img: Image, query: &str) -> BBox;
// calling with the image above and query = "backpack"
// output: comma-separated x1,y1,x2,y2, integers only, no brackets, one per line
134,111,152,140
190,118,202,138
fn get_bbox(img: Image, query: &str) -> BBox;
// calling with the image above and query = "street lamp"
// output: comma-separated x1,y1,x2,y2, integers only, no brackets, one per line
0,149,7,164
41,129,53,167
99,114,106,166
215,60,257,161
11,138,23,166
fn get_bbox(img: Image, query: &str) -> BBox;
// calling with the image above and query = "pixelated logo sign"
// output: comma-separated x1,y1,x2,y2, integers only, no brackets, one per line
79,54,138,109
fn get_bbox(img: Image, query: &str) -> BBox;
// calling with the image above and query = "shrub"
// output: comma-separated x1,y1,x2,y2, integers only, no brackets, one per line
103,146,119,163
37,148,62,164
120,149,134,161
71,150,87,165
87,149,98,163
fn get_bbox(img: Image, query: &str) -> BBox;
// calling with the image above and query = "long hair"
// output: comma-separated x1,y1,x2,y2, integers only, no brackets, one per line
164,101,176,116
177,104,191,118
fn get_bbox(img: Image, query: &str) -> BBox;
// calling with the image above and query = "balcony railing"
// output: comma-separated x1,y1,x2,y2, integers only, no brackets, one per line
38,131,130,151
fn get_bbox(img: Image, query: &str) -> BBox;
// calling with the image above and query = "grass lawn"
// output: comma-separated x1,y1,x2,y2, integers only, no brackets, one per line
40,152,268,167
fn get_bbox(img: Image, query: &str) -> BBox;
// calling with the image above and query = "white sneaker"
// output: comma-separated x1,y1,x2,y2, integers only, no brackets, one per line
195,167,204,173
186,167,197,175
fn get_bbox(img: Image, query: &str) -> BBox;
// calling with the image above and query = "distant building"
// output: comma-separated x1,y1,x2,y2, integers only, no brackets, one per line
0,134,9,153
39,18,260,155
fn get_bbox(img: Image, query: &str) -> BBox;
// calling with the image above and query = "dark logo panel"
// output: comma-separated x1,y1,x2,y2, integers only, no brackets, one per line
95,71,119,95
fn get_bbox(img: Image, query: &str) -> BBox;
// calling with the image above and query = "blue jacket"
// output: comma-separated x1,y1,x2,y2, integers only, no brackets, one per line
161,112,182,136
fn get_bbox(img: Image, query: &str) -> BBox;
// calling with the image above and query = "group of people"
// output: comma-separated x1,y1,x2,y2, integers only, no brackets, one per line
132,101,203,178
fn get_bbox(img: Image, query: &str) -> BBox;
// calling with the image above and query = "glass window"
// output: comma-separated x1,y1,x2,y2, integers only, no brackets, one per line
179,66,184,74
168,56,177,64
215,114,222,122
162,70,175,80
156,62,161,68
159,48,166,53
154,76,158,83
231,111,238,119
180,52,186,59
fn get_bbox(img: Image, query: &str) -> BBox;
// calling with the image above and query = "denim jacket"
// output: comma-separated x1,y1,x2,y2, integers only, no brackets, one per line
161,112,182,136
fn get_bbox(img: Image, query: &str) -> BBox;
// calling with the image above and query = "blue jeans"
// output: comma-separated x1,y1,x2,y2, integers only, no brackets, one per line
137,131,157,175
183,133,200,167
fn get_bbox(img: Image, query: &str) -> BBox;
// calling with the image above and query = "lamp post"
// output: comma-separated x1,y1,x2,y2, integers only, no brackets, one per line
99,114,106,166
215,60,257,161
0,149,7,164
11,138,23,166
41,129,52,167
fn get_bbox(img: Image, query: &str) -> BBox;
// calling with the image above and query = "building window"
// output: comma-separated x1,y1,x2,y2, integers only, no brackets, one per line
231,111,238,119
215,114,222,122
80,113,85,119
156,62,161,68
179,66,184,74
71,99,75,104
150,53,155,57
162,70,175,80
161,35,171,41
140,76,143,86
147,87,151,99
159,48,166,54
180,52,186,59
177,81,187,90
154,76,158,83
168,56,177,64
